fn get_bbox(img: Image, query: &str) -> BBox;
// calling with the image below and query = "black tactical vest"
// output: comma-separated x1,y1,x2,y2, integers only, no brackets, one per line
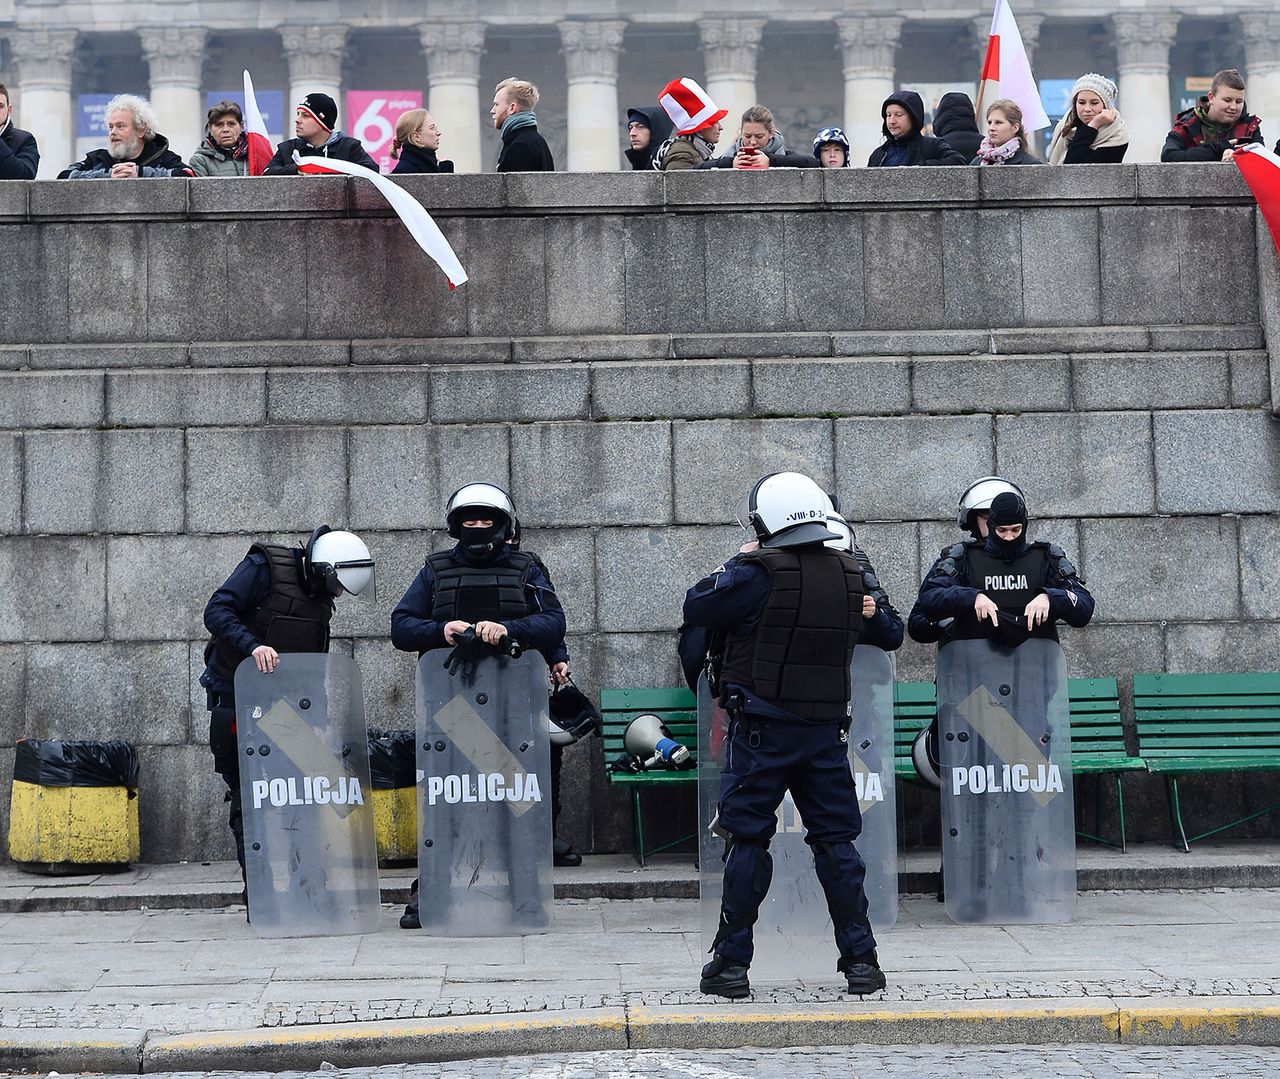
718,546,865,722
427,550,534,624
212,543,333,675
961,544,1057,642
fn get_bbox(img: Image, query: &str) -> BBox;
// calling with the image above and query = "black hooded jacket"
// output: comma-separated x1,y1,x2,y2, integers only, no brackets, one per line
624,106,674,171
0,122,39,179
59,133,192,178
867,90,967,168
932,92,982,161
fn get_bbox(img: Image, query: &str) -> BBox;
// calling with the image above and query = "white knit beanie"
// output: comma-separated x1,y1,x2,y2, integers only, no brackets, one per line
1071,73,1118,110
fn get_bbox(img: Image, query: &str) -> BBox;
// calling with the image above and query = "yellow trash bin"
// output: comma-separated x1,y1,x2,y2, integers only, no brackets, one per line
368,728,416,865
8,739,140,872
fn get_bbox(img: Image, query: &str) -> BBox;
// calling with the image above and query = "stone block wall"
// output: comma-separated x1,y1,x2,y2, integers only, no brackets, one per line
0,165,1276,860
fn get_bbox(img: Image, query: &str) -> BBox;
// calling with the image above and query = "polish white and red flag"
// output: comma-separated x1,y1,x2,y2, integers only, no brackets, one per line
241,69,274,176
243,69,467,289
975,0,1050,132
1234,144,1280,257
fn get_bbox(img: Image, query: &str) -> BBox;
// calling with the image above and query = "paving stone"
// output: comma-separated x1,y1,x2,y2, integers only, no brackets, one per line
591,360,750,420
1153,410,1280,514
995,412,1155,517
430,364,588,424
23,429,184,534
912,354,1070,413
510,422,671,527
1082,516,1239,622
835,415,993,520
673,418,834,524
753,358,910,416
0,538,105,642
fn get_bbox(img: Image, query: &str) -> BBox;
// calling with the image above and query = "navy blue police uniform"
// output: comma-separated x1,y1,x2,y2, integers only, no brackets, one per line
201,545,335,875
682,544,881,986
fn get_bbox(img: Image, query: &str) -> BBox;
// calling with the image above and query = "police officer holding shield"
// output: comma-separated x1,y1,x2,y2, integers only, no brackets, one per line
682,471,886,999
201,528,376,888
391,483,567,929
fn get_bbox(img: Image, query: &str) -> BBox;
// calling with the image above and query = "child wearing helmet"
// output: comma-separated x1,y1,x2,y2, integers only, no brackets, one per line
813,126,851,168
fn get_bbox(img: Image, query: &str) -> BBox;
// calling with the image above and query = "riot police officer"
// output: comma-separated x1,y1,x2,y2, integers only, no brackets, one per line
201,527,375,887
911,490,1094,646
908,475,1024,645
391,482,568,929
682,471,886,999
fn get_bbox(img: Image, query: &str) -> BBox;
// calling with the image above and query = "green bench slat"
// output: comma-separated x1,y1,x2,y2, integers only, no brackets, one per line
1134,672,1280,695
600,688,696,712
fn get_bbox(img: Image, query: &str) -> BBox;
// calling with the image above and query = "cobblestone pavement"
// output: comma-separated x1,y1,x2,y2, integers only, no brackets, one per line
0,890,1277,1035
9,1046,1280,1078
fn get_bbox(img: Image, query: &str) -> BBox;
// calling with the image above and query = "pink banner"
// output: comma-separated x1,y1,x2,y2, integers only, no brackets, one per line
345,91,424,173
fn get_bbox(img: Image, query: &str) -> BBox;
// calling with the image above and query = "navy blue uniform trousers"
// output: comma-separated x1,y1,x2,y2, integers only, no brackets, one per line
714,713,877,967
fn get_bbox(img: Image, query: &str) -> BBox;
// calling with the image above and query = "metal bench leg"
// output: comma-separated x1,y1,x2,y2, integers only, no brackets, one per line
1165,775,1191,852
633,789,647,867
1115,775,1127,854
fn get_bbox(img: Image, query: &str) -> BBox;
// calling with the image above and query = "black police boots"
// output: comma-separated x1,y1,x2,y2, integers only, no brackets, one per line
840,950,887,996
700,953,750,999
553,836,582,867
399,878,420,930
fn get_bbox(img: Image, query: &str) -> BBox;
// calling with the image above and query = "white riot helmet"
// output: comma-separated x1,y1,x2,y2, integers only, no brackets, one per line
824,511,855,553
738,472,839,549
445,482,515,556
306,527,376,600
957,476,1025,536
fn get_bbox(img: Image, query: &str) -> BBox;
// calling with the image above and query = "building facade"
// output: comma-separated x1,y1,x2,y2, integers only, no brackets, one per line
2,1,1279,177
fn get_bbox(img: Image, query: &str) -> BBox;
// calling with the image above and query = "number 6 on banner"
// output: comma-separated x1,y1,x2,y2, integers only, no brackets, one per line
352,97,394,150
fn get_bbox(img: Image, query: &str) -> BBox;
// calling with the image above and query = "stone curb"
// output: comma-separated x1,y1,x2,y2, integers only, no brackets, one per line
3,1000,1279,1074
6,860,1280,914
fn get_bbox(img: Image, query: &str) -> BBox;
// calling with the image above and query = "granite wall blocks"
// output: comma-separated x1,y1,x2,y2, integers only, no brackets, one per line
1153,409,1280,514
0,537,105,642
186,426,347,532
511,422,671,527
430,364,588,424
0,371,103,428
673,418,834,524
1071,352,1230,411
23,429,185,534
912,354,1070,413
0,433,19,535
544,216,625,336
1239,515,1280,621
107,369,267,427
268,367,430,425
753,358,910,416
591,360,750,420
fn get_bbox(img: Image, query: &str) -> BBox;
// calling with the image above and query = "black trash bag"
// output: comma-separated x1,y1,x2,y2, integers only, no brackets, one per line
13,739,140,789
367,727,416,790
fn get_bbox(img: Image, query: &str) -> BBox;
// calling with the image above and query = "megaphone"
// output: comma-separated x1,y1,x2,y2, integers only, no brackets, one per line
912,721,942,789
624,713,691,770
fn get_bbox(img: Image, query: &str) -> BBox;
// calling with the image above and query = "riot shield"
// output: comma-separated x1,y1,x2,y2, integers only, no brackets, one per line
234,654,381,938
936,637,1076,924
698,677,830,982
416,652,552,936
849,646,899,931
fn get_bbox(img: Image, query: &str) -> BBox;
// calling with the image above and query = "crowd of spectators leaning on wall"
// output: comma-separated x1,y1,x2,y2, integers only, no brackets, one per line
0,66,1273,183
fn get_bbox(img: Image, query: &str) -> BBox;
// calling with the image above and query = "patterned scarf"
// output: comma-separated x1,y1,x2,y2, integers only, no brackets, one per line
974,136,1021,165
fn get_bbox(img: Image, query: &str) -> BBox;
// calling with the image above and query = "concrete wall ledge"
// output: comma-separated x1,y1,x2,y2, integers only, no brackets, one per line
0,163,1253,222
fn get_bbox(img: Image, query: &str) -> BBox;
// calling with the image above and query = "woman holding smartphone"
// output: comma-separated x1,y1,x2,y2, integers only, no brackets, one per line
699,105,819,169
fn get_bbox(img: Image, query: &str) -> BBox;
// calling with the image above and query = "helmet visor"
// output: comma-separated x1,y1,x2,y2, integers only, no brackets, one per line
335,559,376,604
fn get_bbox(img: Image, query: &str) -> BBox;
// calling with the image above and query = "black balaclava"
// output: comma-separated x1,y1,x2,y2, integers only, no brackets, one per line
458,516,508,560
985,492,1029,559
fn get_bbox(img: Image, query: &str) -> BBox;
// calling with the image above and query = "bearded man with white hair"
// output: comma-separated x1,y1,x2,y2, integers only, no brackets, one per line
59,94,192,179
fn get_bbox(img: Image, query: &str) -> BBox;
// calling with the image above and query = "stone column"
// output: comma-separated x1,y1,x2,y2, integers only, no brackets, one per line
558,19,626,172
139,26,207,165
12,28,76,179
835,16,902,166
280,24,347,121
697,17,765,141
1242,13,1280,143
420,21,486,174
1113,12,1180,163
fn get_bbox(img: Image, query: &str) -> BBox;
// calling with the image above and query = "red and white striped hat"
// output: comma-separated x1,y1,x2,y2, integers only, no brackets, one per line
658,77,728,136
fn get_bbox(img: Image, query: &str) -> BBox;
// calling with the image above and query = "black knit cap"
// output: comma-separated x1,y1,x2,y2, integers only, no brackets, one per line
299,92,337,132
987,491,1027,530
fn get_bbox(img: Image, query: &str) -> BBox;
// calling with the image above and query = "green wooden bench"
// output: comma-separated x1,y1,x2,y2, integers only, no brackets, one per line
600,687,698,866
892,677,1142,850
1133,671,1280,851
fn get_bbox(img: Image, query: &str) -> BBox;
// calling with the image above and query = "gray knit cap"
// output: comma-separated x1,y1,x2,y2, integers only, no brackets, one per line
1071,73,1118,110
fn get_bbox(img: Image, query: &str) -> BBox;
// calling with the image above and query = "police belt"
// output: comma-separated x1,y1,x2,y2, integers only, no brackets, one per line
722,686,851,733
